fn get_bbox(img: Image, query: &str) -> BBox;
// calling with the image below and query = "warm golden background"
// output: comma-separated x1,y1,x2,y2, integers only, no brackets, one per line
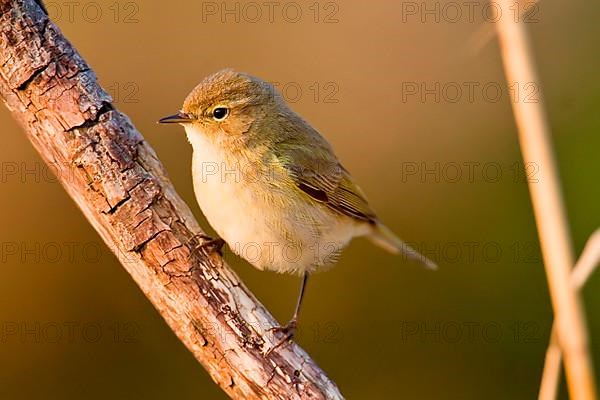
1,0,599,398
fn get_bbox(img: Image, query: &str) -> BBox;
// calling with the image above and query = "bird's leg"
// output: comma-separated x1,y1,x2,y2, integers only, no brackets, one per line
266,272,310,355
188,233,226,255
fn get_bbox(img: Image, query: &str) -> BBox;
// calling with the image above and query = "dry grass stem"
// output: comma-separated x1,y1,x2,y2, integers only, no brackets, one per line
493,0,597,398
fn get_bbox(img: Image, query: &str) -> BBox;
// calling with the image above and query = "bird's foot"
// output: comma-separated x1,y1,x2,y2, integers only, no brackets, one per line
189,233,226,256
266,319,297,356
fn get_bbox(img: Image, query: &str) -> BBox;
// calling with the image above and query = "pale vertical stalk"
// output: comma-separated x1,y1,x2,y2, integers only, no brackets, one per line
538,329,562,400
492,1,597,399
540,230,600,400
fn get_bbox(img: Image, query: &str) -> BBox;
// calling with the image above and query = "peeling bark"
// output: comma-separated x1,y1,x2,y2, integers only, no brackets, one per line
0,1,344,399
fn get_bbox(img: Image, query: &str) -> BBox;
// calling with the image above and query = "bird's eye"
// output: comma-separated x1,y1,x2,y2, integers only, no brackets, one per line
212,107,229,121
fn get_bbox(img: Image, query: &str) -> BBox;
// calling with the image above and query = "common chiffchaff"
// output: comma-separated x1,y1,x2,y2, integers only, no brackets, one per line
159,69,435,347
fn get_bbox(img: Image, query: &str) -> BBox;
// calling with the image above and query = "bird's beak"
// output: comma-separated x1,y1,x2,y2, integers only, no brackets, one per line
158,112,193,124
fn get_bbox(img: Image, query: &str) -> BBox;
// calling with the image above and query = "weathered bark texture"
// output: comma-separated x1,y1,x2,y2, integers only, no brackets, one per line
0,1,343,399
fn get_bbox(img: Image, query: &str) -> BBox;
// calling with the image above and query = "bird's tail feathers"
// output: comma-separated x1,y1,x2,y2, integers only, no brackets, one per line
368,223,438,270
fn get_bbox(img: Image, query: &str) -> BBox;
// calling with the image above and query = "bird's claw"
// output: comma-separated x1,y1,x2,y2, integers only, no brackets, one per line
265,319,297,356
189,233,226,255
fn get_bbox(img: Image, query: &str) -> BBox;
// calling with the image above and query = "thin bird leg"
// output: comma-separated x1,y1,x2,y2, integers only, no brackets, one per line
266,273,310,355
291,272,310,324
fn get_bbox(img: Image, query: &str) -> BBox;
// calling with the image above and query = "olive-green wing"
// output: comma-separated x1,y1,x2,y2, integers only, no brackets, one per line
274,145,378,223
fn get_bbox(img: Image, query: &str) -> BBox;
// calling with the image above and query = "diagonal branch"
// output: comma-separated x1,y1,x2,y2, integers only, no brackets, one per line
0,1,343,399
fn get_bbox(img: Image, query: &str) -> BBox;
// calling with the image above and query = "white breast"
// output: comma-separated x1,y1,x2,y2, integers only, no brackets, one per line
187,127,258,249
184,126,368,275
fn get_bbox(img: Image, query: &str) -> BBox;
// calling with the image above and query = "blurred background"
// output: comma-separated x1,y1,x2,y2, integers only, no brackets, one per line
1,0,599,398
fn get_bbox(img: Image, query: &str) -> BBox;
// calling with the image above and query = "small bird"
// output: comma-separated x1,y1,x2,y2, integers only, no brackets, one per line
159,69,436,349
